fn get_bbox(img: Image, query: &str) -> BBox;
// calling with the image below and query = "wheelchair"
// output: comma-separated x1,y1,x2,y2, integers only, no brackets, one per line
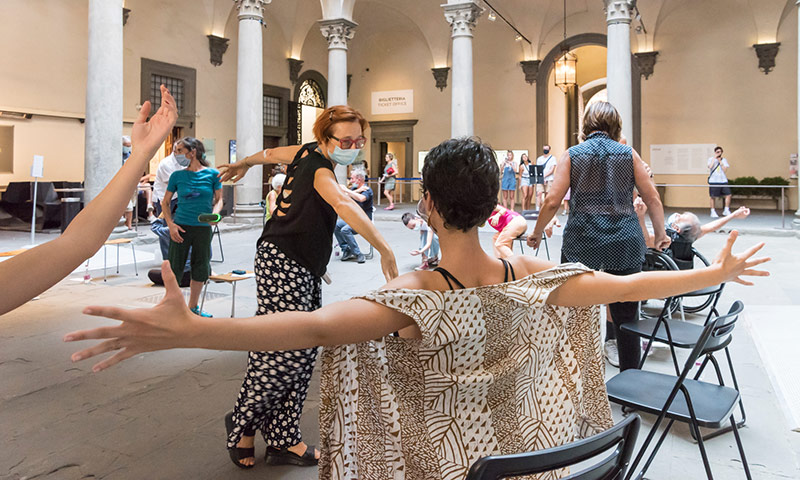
640,247,724,321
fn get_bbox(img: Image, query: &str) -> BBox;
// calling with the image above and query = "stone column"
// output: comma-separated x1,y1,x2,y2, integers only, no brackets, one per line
443,2,482,138
319,18,357,183
796,1,800,222
233,0,269,223
604,0,634,142
84,0,123,203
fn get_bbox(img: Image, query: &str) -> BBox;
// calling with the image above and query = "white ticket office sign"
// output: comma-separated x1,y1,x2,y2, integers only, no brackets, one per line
371,90,414,115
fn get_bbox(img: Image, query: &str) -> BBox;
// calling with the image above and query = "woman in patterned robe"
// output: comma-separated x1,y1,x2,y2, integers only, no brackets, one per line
67,137,769,479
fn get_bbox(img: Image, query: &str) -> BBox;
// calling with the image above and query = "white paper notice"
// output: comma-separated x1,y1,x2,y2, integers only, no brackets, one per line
650,144,715,175
31,155,44,178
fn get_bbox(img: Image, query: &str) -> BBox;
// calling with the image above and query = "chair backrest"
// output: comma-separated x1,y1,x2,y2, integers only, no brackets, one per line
464,415,641,480
702,301,743,353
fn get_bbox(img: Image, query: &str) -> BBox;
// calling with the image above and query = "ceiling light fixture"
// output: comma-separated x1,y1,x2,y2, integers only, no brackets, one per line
483,0,531,45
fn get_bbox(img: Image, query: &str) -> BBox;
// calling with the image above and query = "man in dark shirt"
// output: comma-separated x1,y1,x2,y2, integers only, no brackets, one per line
334,169,373,263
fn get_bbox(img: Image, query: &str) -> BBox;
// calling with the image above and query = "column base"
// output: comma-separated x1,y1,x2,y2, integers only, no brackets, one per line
226,204,265,225
792,216,800,229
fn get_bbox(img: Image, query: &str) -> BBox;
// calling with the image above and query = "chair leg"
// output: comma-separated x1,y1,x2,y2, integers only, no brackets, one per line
116,245,120,274
211,226,224,263
638,418,677,479
730,414,753,479
544,236,550,260
230,282,237,317
685,393,715,479
103,246,107,282
726,347,748,427
131,243,138,276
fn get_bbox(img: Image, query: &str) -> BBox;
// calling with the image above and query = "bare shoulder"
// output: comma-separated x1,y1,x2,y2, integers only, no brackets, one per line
379,270,443,291
505,255,558,278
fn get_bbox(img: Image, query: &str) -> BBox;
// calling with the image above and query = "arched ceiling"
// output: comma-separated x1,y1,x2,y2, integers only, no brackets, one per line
207,0,789,65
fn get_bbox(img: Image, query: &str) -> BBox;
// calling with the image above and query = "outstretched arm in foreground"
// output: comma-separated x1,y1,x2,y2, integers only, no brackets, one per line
0,86,178,316
547,231,768,307
65,261,415,372
66,232,768,372
217,145,303,183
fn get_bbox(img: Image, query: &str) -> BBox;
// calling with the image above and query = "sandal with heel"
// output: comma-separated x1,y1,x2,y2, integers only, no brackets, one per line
224,411,255,469
264,444,319,466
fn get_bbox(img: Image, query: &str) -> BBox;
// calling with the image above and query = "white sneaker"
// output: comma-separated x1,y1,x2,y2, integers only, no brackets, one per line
147,214,158,223
722,208,731,216
710,209,719,218
641,339,656,357
604,340,620,367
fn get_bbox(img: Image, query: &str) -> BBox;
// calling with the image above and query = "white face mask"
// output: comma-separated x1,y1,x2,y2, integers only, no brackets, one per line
330,146,363,166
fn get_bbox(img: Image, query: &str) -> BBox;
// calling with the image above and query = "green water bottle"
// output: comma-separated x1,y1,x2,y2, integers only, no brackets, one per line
198,213,221,223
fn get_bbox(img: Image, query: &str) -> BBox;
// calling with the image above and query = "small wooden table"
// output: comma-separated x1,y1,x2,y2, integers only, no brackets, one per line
103,237,138,281
200,271,255,317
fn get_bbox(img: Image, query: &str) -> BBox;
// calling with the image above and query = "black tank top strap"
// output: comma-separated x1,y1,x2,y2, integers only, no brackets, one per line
500,258,517,282
433,267,466,290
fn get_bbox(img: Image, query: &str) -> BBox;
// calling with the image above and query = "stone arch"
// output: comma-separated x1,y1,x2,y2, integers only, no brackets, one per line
536,33,642,154
294,70,328,105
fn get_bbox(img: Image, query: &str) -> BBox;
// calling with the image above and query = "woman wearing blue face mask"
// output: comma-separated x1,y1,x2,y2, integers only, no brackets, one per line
216,105,398,469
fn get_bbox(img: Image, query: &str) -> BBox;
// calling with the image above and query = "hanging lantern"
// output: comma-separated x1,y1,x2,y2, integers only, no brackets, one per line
554,50,577,93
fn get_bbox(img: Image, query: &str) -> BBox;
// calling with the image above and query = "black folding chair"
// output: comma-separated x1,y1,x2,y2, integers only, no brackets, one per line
515,210,551,260
607,317,752,480
623,299,747,441
465,414,640,480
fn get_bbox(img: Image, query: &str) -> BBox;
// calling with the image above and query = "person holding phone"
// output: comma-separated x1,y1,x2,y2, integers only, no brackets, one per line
708,145,731,218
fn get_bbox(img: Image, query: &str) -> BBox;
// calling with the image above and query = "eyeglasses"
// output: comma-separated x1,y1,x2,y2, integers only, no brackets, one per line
330,135,366,149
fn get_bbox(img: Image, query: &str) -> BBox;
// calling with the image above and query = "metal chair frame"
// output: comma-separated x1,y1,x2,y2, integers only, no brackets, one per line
465,415,641,480
608,316,753,480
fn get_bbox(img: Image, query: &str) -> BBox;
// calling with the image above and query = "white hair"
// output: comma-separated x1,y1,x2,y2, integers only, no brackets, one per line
271,173,286,190
350,169,366,181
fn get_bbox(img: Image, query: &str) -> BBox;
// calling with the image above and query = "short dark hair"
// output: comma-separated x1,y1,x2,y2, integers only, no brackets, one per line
401,212,416,225
715,146,723,153
176,137,209,167
422,137,499,232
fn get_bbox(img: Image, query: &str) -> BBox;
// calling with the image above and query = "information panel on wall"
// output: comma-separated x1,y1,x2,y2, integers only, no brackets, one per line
650,144,716,175
372,90,414,115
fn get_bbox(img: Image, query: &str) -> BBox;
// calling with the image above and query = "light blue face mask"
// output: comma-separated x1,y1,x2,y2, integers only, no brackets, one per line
667,213,679,228
330,146,362,166
122,145,131,157
175,153,191,167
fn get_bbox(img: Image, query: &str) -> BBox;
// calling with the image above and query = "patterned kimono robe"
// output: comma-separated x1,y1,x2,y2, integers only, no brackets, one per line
319,264,613,480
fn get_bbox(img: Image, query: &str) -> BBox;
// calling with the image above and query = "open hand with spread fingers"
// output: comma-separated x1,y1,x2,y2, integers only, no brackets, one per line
132,85,179,156
218,158,252,183
64,262,197,373
713,230,770,285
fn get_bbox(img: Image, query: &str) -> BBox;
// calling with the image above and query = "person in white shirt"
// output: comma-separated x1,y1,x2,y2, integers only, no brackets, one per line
152,149,189,216
707,145,731,218
535,145,556,209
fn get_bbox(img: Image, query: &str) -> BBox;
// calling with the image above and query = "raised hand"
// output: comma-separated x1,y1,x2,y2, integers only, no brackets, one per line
131,85,178,157
732,206,751,219
218,159,251,183
713,231,770,285
64,262,196,372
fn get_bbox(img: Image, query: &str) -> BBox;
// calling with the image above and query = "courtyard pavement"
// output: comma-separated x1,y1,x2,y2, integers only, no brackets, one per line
1,207,799,479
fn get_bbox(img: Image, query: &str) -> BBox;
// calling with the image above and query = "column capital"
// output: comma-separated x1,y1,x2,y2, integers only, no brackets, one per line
442,1,484,38
604,0,634,26
319,18,358,50
235,0,270,21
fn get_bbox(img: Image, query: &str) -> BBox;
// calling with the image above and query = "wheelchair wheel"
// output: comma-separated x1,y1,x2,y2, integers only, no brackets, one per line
639,249,680,320
679,249,718,314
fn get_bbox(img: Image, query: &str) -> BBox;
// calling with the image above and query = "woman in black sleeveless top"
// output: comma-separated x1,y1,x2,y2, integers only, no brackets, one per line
217,105,398,468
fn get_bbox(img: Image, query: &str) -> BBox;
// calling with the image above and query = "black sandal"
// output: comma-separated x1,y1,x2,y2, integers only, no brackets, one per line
264,444,319,466
224,411,255,469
